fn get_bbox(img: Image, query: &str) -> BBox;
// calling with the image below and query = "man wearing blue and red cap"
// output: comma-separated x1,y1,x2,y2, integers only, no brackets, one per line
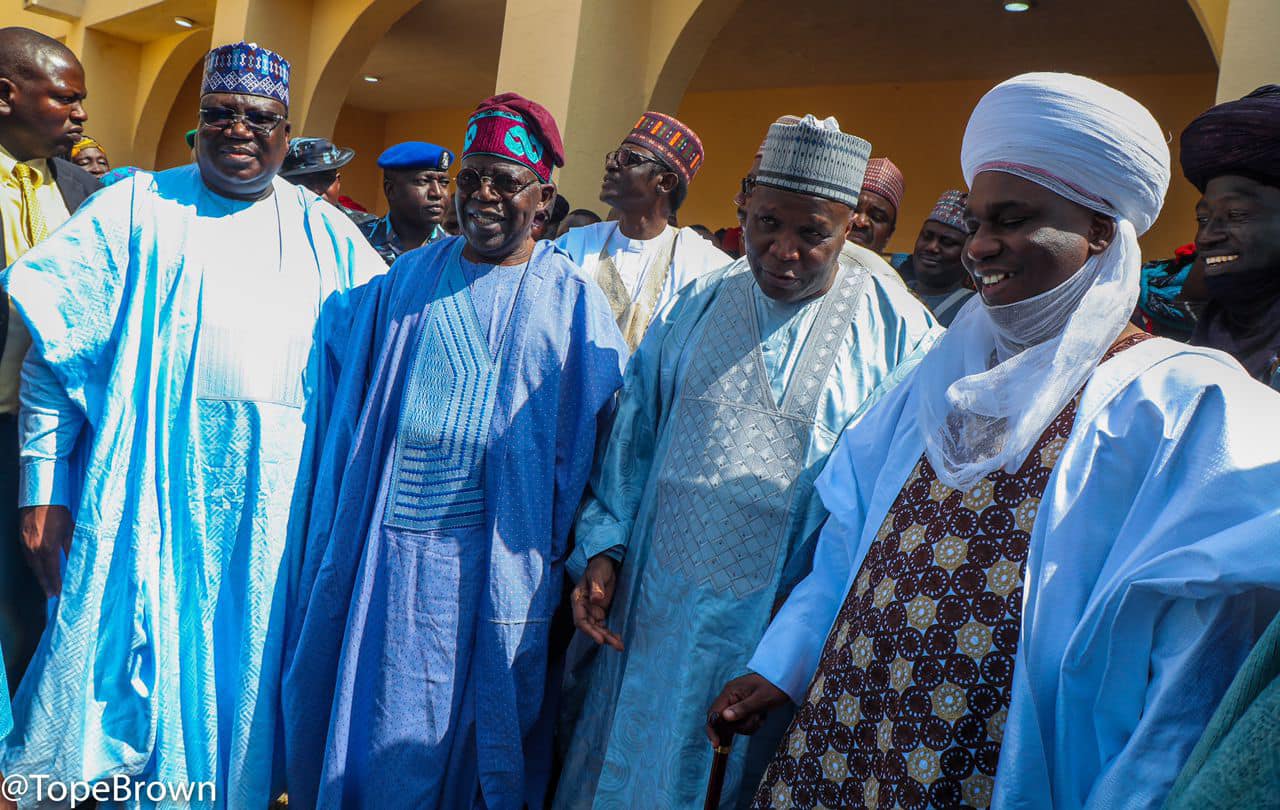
0,42,385,806
361,140,455,264
283,92,627,809
557,112,730,349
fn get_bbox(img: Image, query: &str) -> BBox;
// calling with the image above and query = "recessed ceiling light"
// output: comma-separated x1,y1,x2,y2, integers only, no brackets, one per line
362,75,381,83
174,16,195,28
1003,1,1033,11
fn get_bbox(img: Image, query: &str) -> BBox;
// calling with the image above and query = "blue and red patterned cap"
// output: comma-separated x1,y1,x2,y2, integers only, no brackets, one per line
624,111,704,187
202,42,290,109
926,189,968,232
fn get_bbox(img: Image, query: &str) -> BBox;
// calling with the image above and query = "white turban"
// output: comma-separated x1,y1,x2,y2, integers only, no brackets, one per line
916,73,1172,489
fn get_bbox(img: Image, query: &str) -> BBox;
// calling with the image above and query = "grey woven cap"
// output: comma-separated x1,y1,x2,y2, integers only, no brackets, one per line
755,117,872,208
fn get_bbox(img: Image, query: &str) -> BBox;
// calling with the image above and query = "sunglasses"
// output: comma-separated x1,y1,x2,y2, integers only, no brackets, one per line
199,106,286,135
606,148,669,171
455,167,539,196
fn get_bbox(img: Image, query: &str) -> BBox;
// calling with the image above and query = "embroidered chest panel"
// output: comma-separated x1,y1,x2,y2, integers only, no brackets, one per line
384,265,497,533
649,269,864,599
752,401,1081,810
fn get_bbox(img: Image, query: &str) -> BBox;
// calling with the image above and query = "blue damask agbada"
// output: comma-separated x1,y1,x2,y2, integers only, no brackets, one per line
283,237,627,810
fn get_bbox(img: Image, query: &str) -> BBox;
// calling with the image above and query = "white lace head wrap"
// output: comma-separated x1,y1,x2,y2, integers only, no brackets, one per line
915,72,1171,489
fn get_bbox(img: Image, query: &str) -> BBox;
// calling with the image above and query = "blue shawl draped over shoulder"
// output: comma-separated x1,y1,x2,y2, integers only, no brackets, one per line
283,237,627,809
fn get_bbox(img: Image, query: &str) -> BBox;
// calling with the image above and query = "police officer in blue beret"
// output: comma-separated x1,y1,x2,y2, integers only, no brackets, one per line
359,140,455,265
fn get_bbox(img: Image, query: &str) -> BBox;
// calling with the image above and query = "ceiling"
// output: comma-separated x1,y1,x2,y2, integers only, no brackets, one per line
688,0,1216,91
91,0,218,44
340,0,1215,114
343,0,506,112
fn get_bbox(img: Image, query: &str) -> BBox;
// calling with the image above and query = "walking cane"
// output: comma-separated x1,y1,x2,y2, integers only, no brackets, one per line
704,715,736,810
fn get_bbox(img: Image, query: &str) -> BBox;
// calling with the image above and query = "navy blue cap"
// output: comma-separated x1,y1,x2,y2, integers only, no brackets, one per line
377,141,454,171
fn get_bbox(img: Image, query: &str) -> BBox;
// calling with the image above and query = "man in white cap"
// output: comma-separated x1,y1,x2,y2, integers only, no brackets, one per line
708,73,1280,808
556,114,938,809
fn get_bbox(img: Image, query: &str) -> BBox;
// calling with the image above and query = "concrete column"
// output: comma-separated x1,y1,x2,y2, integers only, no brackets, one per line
1215,0,1280,102
494,0,651,210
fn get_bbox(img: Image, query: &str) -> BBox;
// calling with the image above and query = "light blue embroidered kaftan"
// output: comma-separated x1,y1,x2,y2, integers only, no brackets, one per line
0,166,383,809
555,254,940,810
283,238,628,810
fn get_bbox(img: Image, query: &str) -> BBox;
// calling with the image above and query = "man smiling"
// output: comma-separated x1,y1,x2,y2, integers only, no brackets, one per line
1181,86,1280,390
283,93,627,810
0,42,384,806
709,73,1280,809
555,114,937,809
900,190,975,325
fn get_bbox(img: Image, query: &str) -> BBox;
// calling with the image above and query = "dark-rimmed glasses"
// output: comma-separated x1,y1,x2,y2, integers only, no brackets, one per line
455,167,539,196
199,106,287,135
606,148,669,171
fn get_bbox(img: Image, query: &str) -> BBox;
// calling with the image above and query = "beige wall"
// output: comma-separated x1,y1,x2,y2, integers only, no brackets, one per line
671,72,1218,258
332,104,387,213
155,60,203,171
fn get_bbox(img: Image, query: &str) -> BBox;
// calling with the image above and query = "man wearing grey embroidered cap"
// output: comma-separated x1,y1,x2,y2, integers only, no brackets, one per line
555,114,939,809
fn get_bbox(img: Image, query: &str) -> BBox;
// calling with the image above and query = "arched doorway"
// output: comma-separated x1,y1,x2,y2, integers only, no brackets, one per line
663,0,1217,257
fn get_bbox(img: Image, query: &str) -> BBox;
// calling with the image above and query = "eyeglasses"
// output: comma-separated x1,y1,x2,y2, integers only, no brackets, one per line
606,148,669,171
199,106,287,135
455,167,538,196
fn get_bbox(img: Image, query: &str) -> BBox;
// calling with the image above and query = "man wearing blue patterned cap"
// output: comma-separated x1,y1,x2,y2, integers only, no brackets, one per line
361,140,455,264
555,114,938,809
0,42,385,807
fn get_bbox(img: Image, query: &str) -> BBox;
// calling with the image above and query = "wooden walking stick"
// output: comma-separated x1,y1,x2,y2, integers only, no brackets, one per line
704,715,736,810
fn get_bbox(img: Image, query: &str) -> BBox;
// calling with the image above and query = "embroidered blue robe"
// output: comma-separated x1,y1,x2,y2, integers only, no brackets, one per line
282,237,627,810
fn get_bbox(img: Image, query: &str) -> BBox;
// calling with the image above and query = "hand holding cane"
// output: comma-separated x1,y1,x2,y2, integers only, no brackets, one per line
704,712,736,810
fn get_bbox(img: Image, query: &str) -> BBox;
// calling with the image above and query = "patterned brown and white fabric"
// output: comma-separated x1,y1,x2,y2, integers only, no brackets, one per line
594,227,678,350
751,333,1151,809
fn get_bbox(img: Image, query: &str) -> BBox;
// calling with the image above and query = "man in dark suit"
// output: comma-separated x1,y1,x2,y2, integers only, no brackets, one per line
0,26,99,689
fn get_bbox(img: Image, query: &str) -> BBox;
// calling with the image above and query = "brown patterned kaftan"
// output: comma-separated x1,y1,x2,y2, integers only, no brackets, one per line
751,333,1151,810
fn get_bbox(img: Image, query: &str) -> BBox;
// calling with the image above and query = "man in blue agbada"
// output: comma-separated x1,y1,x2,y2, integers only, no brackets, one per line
282,93,628,809
554,115,940,810
0,43,385,808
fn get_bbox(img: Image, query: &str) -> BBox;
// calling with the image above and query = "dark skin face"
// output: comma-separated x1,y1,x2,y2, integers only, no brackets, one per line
196,92,290,201
912,220,968,292
963,172,1115,306
849,189,896,253
294,169,340,205
457,154,554,266
442,198,461,235
71,145,109,177
385,167,451,231
599,142,677,216
1194,174,1280,287
744,183,854,303
0,50,87,162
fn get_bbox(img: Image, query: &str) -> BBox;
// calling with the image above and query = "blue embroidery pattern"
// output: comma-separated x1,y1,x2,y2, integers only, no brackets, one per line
385,258,496,532
503,125,544,164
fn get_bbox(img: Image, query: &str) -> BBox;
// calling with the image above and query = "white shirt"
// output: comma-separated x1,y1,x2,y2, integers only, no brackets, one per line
555,221,731,318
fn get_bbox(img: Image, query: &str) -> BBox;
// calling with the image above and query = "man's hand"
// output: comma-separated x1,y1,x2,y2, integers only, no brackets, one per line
706,673,790,746
571,554,623,651
20,504,74,598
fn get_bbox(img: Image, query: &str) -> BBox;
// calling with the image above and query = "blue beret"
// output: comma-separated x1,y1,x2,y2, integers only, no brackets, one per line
378,141,454,171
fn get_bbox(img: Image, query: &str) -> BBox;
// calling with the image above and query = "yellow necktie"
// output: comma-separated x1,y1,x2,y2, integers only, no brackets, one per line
12,163,50,245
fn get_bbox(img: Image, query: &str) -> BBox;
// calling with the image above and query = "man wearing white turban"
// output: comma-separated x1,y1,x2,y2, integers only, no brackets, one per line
707,73,1280,809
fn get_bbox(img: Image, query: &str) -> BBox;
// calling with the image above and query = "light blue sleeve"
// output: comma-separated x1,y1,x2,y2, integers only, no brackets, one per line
18,352,85,508
0,647,9,741
565,271,722,580
566,317,669,580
